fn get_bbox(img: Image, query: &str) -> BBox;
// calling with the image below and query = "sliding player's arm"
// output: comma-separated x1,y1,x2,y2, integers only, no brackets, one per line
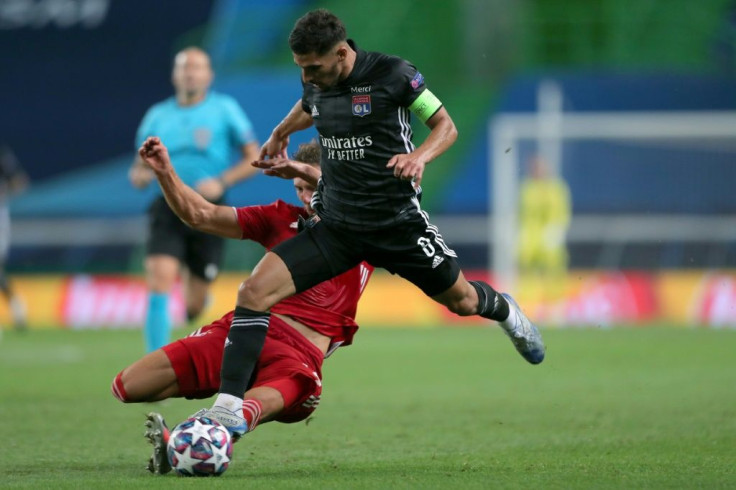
138,137,242,239
252,158,321,187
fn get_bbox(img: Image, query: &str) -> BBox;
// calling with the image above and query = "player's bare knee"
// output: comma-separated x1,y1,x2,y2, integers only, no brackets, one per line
237,278,274,311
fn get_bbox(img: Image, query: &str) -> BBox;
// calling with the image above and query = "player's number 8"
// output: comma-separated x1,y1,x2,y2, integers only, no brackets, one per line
417,237,435,257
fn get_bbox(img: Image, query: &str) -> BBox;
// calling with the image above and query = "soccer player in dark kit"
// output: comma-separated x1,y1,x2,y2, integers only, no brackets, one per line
183,8,545,437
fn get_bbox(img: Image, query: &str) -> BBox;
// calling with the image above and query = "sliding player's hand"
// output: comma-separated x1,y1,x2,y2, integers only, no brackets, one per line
252,158,303,180
138,137,172,174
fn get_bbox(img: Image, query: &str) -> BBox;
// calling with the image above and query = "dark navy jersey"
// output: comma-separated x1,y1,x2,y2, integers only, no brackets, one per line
301,40,442,230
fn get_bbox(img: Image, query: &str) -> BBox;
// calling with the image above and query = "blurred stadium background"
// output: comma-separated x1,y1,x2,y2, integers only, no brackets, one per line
3,0,736,330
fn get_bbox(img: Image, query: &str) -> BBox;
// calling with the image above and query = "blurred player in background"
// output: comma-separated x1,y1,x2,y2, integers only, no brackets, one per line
115,140,373,474
129,47,260,352
192,9,545,437
0,143,29,331
518,156,571,317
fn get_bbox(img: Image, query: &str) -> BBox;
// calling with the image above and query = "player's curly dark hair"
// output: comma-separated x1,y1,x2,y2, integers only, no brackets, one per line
293,141,321,165
289,9,346,56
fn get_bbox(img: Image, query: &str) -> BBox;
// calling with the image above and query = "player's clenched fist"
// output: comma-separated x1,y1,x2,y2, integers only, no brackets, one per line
138,137,172,173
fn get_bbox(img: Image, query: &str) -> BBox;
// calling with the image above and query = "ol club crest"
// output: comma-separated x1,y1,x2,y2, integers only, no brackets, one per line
352,95,371,117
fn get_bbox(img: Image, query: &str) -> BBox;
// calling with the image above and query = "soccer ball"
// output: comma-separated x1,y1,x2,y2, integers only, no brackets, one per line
166,416,233,476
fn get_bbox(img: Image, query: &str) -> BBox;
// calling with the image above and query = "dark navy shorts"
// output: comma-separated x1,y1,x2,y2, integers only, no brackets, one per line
272,216,460,297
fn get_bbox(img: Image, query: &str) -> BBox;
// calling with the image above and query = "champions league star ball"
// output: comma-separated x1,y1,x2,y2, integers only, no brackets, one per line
166,416,233,476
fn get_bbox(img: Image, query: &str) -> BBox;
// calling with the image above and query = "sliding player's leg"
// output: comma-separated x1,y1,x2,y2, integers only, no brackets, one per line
144,315,325,474
197,314,325,435
208,226,347,436
111,312,233,404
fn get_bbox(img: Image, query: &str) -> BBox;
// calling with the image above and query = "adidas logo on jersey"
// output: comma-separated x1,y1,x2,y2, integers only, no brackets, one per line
311,105,319,117
432,255,444,269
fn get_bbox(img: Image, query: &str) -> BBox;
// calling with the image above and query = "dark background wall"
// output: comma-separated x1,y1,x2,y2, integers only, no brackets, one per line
0,0,215,181
4,0,736,272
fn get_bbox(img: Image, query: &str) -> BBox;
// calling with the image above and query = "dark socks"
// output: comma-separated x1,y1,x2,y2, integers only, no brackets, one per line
219,306,270,397
469,280,509,321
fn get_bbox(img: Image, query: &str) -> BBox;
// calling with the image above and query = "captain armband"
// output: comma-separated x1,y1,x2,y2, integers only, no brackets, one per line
408,89,443,123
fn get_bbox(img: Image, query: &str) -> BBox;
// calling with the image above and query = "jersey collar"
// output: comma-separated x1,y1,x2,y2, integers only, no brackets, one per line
339,39,364,87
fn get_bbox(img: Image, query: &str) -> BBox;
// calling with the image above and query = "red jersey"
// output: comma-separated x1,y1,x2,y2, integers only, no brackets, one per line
235,200,372,348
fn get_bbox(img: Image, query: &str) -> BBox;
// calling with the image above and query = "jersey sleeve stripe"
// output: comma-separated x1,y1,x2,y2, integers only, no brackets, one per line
397,106,414,153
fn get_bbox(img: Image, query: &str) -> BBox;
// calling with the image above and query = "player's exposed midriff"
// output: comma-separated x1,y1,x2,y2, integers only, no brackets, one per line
272,312,331,355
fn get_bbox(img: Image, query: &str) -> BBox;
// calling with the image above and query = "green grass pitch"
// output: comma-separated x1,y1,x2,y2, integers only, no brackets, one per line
0,326,734,489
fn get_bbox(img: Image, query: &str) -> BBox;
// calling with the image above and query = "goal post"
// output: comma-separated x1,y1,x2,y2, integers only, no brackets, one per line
489,110,736,289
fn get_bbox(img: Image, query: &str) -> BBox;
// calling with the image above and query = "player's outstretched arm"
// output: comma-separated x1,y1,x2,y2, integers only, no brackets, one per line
138,137,242,239
252,158,321,187
260,99,314,159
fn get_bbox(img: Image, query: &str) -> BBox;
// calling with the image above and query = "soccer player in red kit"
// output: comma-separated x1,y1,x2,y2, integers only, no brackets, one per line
112,141,373,474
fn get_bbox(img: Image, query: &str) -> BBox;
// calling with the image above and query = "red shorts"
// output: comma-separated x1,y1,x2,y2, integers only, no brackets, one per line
162,314,324,423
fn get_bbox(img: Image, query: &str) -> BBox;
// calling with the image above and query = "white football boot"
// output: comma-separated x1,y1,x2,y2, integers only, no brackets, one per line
500,293,546,364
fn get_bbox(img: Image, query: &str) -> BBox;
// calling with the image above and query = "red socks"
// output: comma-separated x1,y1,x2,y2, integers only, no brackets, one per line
242,398,263,433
